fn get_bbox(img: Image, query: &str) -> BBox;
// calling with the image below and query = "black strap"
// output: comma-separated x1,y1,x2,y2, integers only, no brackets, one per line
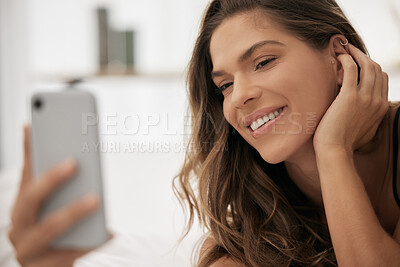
393,105,400,208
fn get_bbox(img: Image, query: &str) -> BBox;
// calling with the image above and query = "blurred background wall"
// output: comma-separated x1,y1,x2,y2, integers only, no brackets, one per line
1,0,400,259
0,0,210,170
1,0,400,173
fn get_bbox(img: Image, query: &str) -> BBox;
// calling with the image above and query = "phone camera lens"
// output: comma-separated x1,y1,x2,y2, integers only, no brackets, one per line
33,98,43,110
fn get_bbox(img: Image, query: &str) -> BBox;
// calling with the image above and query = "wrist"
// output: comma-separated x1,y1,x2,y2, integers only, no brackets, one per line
315,145,354,161
315,146,356,176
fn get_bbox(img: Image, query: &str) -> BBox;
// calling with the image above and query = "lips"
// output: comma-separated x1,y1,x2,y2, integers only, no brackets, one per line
248,105,288,138
243,105,287,128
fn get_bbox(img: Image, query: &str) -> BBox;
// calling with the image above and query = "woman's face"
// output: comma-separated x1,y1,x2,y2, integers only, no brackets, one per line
210,11,338,164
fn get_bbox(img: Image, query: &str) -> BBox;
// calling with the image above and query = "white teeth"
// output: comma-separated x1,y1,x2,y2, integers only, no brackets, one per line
249,106,285,131
251,121,258,131
268,112,275,120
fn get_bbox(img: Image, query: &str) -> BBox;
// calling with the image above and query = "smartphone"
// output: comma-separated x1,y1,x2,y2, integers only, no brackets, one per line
30,90,107,249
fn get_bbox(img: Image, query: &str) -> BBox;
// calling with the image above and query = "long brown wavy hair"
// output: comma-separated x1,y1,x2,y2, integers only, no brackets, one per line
173,0,370,266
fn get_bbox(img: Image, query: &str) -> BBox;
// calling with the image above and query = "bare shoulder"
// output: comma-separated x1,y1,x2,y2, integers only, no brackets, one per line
390,101,400,209
199,237,244,267
386,101,400,238
392,101,400,242
362,101,400,237
389,101,400,124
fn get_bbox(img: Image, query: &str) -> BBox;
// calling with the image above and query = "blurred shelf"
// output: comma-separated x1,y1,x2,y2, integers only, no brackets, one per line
28,71,186,90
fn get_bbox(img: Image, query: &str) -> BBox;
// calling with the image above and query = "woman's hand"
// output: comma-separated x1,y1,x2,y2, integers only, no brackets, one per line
313,43,389,156
8,125,104,267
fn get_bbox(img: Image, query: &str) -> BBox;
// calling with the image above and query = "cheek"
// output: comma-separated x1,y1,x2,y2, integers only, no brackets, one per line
223,100,241,130
286,57,334,107
222,101,232,124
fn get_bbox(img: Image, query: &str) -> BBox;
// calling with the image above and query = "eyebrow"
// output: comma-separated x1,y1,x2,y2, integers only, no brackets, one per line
211,40,286,79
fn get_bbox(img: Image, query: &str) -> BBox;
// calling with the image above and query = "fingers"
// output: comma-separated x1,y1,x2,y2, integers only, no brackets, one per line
336,53,358,93
107,232,114,241
16,193,99,261
339,43,389,150
338,44,388,108
346,43,377,94
9,142,103,267
30,159,78,207
382,72,389,100
380,71,389,116
347,44,387,102
20,125,32,190
12,159,77,227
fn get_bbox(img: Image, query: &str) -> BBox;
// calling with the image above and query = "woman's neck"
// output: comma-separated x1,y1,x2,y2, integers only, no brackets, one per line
284,138,324,209
283,121,390,211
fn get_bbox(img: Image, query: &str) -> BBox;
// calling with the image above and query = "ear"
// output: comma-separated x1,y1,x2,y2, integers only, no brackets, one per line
327,34,349,86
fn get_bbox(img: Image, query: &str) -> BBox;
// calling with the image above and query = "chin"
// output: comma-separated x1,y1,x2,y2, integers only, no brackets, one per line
258,150,286,164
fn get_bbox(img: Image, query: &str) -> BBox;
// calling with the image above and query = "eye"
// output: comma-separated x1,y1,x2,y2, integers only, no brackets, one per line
219,82,233,92
255,57,276,71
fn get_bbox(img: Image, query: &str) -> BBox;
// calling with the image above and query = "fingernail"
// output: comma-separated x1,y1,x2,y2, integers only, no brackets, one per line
82,193,99,209
61,158,77,171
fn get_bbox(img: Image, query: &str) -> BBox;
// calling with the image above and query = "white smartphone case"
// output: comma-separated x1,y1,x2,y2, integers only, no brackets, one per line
30,90,107,249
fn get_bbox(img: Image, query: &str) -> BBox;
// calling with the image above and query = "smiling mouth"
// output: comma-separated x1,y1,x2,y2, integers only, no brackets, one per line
248,105,287,132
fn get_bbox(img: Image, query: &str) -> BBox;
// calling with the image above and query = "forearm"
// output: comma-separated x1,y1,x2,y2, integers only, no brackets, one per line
315,147,400,266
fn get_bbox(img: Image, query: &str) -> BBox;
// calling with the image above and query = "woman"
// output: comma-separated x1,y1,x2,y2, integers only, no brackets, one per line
7,1,400,267
173,0,400,266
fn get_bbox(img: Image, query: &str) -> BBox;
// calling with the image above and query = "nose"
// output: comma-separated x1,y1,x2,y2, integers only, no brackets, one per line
231,75,261,108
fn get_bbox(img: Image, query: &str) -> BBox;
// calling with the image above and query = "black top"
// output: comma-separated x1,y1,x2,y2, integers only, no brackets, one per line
278,106,400,209
393,105,400,208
